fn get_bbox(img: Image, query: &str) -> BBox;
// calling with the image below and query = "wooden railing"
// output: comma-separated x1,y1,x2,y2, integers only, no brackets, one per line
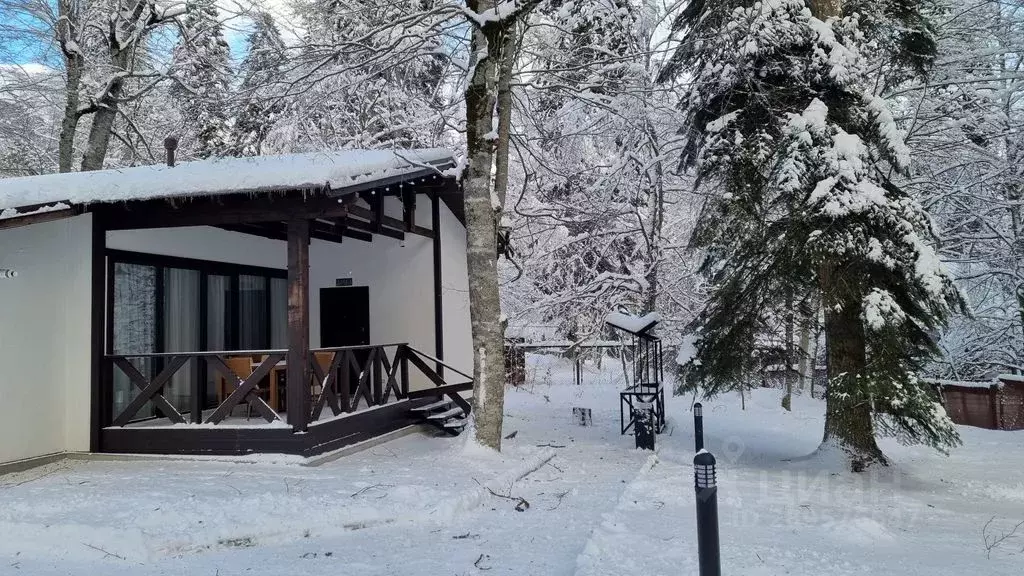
105,343,474,428
106,349,288,426
402,346,474,416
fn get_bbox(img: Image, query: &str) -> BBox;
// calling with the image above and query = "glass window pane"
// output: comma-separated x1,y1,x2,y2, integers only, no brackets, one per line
238,274,268,350
206,274,232,407
207,275,231,351
112,263,156,420
163,268,200,413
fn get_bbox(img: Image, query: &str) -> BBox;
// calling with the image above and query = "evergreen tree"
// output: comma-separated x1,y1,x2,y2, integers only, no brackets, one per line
661,0,965,469
228,11,287,157
171,0,231,159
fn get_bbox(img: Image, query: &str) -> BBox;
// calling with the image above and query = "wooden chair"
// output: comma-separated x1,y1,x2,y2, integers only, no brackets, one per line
313,352,335,396
218,356,266,420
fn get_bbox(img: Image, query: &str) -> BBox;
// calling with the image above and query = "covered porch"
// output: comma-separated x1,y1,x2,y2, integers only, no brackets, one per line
0,149,474,457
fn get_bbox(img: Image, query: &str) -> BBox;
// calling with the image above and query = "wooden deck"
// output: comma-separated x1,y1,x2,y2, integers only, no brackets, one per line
99,344,473,457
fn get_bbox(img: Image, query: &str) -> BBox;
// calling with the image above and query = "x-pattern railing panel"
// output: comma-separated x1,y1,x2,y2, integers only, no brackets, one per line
205,353,284,424
111,356,189,426
308,345,412,421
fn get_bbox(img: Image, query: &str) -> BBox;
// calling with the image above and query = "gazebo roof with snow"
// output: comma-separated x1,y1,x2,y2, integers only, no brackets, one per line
605,311,661,338
0,148,462,239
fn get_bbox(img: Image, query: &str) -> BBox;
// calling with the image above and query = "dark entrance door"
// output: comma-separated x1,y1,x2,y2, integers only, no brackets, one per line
320,286,371,399
320,286,370,347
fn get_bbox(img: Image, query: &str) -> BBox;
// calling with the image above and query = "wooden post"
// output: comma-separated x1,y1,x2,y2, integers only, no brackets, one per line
90,213,107,452
990,384,1002,430
287,218,310,432
432,192,444,377
400,345,410,397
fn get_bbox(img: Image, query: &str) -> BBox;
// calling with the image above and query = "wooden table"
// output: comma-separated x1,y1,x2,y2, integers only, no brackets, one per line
253,360,287,412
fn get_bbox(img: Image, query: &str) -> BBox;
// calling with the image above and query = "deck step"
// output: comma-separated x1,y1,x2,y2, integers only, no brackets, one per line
426,407,464,420
443,418,468,429
410,399,452,413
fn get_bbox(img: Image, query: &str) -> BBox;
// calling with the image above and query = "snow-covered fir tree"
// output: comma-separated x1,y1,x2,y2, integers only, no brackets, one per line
228,11,287,157
661,0,966,469
171,0,231,159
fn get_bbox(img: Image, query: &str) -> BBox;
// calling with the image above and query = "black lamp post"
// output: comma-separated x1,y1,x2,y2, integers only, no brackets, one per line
694,450,721,576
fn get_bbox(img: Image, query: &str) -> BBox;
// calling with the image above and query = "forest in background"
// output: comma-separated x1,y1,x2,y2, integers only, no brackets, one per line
0,0,1021,387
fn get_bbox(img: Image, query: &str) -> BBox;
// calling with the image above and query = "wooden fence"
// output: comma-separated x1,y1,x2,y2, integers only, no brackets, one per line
931,377,1024,431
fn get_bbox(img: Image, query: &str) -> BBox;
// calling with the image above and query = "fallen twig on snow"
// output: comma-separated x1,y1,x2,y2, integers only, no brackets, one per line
83,543,125,560
474,553,492,570
473,478,530,512
546,489,571,511
536,443,566,448
983,516,1024,559
351,483,394,498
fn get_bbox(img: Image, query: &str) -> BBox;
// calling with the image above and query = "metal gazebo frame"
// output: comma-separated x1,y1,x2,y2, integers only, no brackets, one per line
606,314,666,435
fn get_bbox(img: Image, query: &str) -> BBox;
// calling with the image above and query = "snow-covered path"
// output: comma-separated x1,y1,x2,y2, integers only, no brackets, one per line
2,357,1023,575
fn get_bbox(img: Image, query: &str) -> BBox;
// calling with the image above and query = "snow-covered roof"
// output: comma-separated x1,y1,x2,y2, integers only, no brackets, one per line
922,378,1000,390
0,149,455,217
605,312,660,336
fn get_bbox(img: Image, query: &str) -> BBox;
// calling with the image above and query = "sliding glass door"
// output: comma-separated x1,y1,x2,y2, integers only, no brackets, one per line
162,268,200,413
111,263,157,420
108,251,287,418
239,275,269,350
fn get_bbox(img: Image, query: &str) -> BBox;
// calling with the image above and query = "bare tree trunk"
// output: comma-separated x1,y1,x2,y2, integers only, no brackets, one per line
796,298,817,394
810,315,822,399
80,45,132,171
463,9,507,451
492,19,519,210
56,0,83,173
782,289,795,411
81,86,123,171
644,154,665,313
809,0,843,19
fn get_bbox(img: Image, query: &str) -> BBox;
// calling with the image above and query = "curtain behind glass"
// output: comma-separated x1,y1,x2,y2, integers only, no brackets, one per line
163,268,200,413
270,278,287,349
112,263,156,420
206,274,231,406
239,274,268,349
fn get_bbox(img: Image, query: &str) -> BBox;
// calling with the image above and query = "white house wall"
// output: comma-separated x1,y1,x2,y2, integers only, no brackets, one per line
0,214,93,464
439,202,473,377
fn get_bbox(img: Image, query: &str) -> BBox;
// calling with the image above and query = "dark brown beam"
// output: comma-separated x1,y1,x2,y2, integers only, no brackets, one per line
0,206,78,230
100,193,350,230
218,220,372,244
373,192,384,234
346,216,404,241
311,219,372,244
287,219,311,432
348,204,406,232
217,223,289,242
347,205,433,239
432,192,444,377
90,214,107,452
328,168,450,201
402,189,416,231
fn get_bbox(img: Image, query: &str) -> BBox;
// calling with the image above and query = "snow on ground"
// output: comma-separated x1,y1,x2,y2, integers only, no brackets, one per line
1,354,1022,575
